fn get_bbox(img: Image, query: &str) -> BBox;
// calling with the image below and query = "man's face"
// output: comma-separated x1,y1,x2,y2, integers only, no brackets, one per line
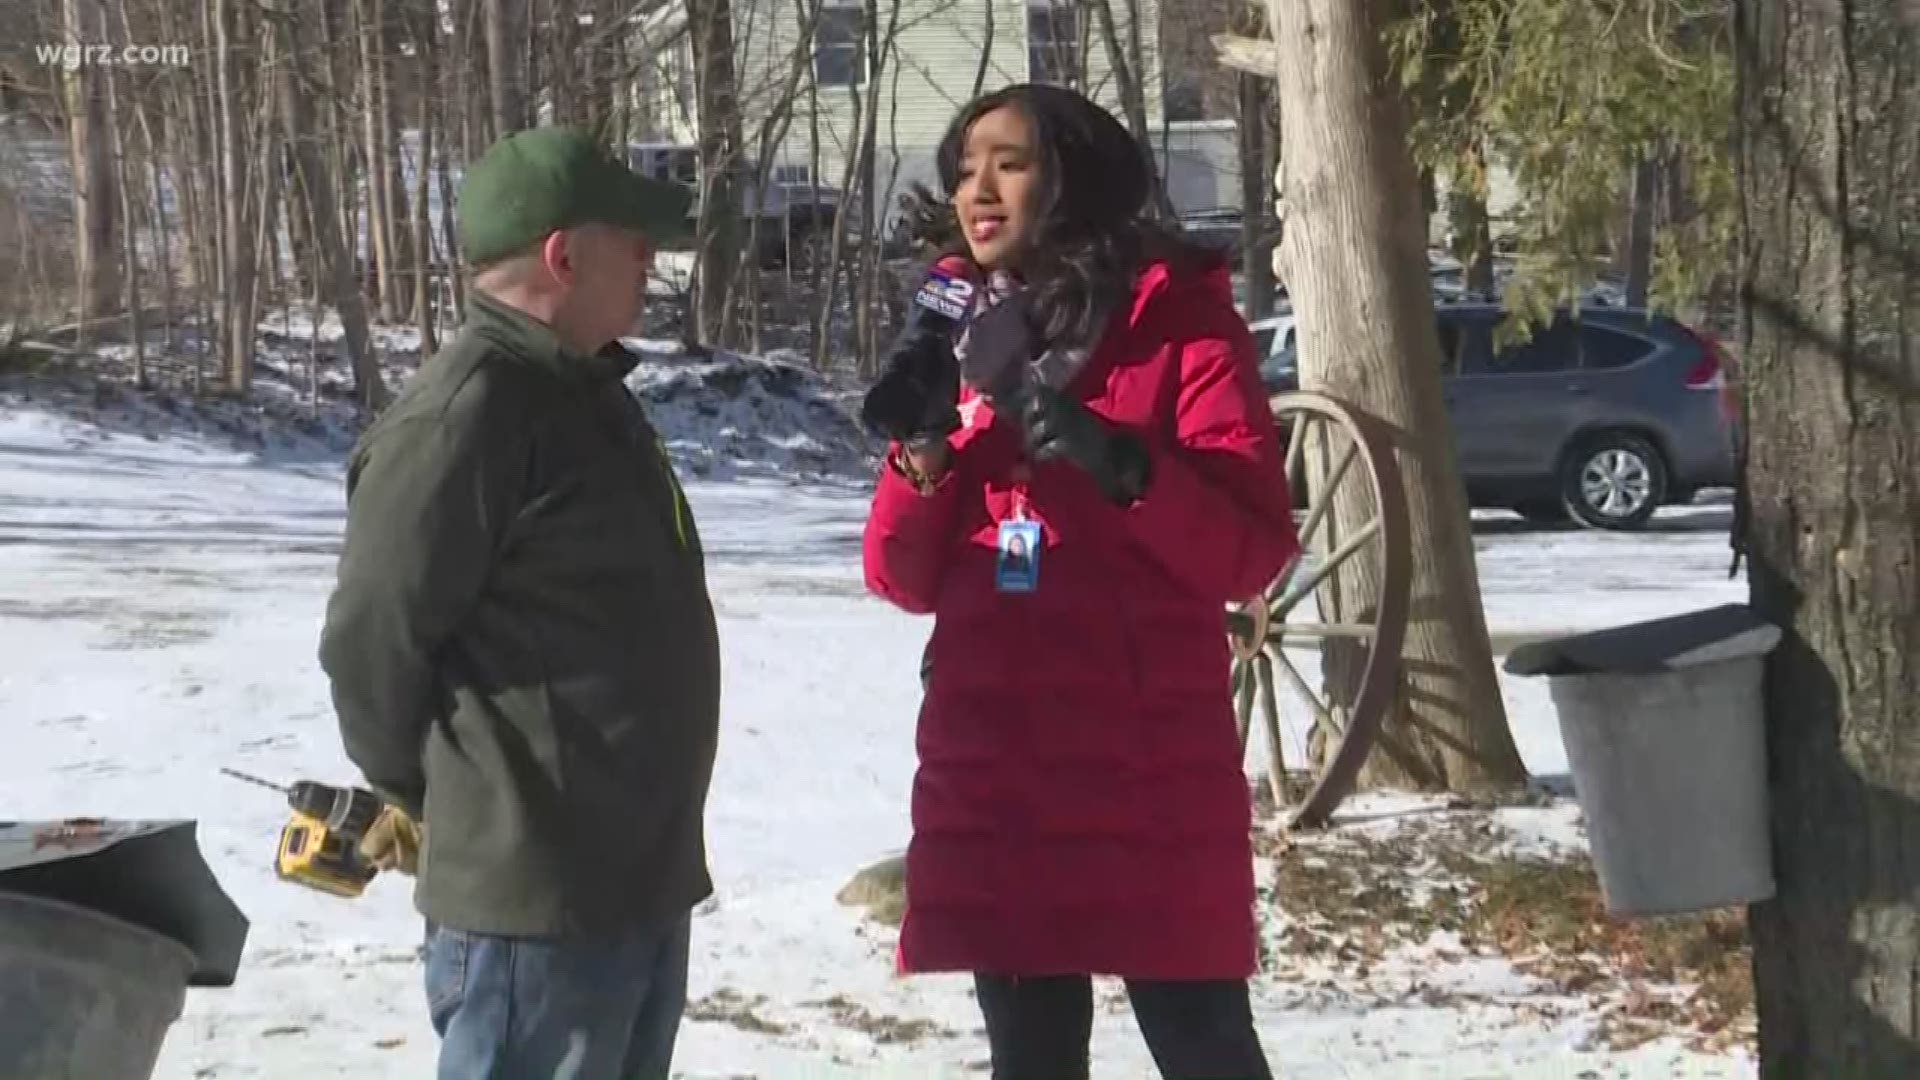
558,223,653,348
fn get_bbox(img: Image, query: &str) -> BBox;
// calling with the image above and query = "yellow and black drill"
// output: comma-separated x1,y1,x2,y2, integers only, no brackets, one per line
222,768,383,898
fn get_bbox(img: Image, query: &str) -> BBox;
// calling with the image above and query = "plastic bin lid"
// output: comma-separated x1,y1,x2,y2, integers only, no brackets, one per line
1503,603,1782,678
0,820,248,988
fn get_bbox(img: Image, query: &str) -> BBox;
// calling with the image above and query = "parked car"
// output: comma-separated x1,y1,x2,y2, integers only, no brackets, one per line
1248,302,1737,531
1178,206,1282,270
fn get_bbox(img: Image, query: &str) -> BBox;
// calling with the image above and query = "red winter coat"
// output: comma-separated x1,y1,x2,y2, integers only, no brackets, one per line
862,256,1301,980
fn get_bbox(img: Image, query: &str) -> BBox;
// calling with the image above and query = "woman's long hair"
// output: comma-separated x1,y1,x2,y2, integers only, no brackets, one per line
934,84,1214,356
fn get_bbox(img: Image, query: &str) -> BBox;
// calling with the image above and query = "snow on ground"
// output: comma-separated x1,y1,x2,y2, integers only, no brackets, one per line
0,381,1750,1078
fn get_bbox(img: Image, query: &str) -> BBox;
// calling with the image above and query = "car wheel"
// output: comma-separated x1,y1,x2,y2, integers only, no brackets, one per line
1561,432,1667,531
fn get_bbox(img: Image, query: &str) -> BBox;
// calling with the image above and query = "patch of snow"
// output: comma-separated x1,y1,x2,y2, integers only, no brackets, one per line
628,350,879,481
0,363,1754,1078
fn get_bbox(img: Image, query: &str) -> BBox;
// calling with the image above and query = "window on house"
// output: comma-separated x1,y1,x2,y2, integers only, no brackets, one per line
1028,1,1081,88
773,164,812,184
816,4,866,88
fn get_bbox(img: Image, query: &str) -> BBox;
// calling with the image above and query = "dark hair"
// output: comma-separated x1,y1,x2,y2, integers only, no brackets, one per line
934,83,1213,355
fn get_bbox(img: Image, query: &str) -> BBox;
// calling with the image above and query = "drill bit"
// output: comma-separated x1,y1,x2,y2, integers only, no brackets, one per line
220,767,289,794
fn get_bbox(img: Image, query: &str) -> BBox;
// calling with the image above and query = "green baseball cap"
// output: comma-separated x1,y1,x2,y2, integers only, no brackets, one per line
456,126,694,266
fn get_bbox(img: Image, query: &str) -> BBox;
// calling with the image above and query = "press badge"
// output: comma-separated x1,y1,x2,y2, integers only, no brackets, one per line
995,519,1042,593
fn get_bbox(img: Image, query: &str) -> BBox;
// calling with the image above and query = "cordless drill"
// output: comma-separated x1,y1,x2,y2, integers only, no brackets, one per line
222,768,383,898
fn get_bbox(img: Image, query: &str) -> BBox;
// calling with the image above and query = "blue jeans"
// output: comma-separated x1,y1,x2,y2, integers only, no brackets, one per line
423,913,692,1080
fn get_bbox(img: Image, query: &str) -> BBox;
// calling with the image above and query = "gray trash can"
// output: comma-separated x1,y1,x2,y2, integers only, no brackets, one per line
1504,604,1782,917
0,819,249,1080
0,891,196,1080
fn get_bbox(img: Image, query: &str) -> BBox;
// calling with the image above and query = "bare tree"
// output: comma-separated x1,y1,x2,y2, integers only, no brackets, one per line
687,0,746,348
273,0,387,410
100,0,139,384
410,0,441,354
486,0,529,136
62,0,120,343
1089,0,1175,219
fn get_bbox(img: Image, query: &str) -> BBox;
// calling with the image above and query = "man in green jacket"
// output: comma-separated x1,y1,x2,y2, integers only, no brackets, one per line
318,126,719,1080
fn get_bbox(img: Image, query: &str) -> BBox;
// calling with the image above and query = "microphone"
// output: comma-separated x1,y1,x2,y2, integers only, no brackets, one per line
903,253,981,341
859,255,979,444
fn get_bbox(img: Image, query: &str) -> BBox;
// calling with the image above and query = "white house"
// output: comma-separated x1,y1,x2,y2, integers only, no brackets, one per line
624,0,1244,233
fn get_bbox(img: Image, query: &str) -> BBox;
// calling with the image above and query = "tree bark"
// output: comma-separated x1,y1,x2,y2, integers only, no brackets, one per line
135,105,175,355
275,1,387,412
687,0,746,349
63,0,121,343
1624,156,1658,308
1450,141,1496,297
485,0,529,136
358,0,397,322
412,0,440,355
1737,0,1920,1075
214,0,258,393
1236,69,1274,321
101,0,139,385
1267,0,1527,793
377,0,415,314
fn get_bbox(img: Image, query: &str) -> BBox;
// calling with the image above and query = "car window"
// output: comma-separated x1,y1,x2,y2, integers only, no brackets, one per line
1488,316,1581,375
1436,315,1492,376
1252,326,1277,360
1579,325,1657,370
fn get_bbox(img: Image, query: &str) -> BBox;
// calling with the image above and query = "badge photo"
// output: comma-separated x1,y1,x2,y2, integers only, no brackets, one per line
995,519,1042,593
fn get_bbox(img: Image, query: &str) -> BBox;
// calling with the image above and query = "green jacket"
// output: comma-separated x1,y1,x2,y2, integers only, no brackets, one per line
319,292,720,936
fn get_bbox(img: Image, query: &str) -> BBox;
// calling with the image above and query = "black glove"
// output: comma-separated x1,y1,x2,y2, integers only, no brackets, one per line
1019,383,1154,506
960,291,1041,404
861,327,960,445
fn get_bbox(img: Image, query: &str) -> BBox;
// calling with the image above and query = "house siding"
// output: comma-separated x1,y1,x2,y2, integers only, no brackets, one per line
636,0,1160,219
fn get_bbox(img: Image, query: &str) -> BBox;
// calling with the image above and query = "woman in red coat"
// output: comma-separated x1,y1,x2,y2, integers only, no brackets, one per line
859,83,1299,1079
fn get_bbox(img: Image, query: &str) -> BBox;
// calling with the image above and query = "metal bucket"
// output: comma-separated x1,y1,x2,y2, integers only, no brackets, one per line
1550,655,1776,916
0,890,196,1080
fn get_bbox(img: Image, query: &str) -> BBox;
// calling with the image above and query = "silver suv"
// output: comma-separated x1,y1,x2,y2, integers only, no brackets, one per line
1250,303,1738,531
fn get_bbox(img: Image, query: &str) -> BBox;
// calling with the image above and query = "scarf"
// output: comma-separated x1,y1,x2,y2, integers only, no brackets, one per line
951,269,1103,393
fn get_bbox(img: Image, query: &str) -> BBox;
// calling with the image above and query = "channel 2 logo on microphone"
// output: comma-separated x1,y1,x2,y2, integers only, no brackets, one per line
914,269,976,322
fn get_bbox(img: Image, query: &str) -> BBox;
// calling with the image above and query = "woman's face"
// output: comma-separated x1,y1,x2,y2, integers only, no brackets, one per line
955,105,1040,272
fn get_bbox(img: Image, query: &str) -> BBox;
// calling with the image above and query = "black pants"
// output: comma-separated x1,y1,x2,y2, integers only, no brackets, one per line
974,974,1274,1080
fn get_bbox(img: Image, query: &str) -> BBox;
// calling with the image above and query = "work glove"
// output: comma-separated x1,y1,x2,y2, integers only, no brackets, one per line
1019,383,1154,507
860,327,960,446
959,291,1042,404
358,804,422,876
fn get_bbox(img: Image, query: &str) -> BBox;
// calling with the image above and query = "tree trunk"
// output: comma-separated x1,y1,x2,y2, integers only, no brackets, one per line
1236,70,1274,321
275,0,388,412
687,0,745,349
135,105,175,356
486,0,529,136
814,0,879,369
1737,0,1920,1075
408,0,440,352
1450,142,1496,297
63,0,121,344
378,0,415,315
1267,0,1527,793
214,0,258,393
358,0,397,323
1091,0,1175,221
101,0,140,385
1623,156,1658,308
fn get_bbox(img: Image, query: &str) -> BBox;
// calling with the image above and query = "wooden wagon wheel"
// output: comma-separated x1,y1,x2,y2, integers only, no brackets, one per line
1226,392,1412,831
